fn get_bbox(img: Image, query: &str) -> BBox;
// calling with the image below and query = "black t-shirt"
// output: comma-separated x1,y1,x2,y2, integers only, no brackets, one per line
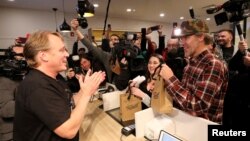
221,46,234,65
14,69,78,141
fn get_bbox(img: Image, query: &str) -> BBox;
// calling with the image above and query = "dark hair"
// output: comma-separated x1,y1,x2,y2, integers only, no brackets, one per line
79,53,93,64
217,29,234,44
146,53,165,81
217,29,233,36
217,29,234,40
110,34,120,39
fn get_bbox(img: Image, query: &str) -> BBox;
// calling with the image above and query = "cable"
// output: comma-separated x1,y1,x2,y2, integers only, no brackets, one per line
102,0,111,35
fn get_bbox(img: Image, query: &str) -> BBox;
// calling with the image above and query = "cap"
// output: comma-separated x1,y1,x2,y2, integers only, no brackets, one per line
177,19,209,37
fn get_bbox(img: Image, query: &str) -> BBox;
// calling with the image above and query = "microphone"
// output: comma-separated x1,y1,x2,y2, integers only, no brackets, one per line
206,5,223,14
189,7,195,19
236,23,248,55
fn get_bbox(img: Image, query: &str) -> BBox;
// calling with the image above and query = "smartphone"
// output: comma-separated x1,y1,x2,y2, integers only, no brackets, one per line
150,25,160,31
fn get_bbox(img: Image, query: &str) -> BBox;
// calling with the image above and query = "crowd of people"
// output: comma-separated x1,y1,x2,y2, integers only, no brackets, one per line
1,17,249,141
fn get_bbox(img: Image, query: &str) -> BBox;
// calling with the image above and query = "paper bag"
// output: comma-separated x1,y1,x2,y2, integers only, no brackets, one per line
120,89,142,122
151,76,173,114
110,58,121,75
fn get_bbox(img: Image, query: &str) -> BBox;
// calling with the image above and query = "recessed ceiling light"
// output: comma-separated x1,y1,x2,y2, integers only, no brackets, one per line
126,8,132,12
180,17,184,20
206,18,211,21
160,13,165,17
93,4,99,8
8,0,15,1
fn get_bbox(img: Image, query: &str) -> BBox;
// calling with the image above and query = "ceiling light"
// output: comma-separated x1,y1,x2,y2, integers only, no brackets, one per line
180,17,184,20
93,3,99,8
160,13,165,17
206,18,211,21
126,8,132,12
60,0,71,32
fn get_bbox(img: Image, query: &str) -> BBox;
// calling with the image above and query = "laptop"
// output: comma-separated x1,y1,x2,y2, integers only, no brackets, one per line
158,130,183,141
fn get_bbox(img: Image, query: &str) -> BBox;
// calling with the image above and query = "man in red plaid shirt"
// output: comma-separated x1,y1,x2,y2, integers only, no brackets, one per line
159,19,228,124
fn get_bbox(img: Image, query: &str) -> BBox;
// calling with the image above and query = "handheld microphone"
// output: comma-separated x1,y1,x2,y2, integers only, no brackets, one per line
236,23,248,56
189,7,195,19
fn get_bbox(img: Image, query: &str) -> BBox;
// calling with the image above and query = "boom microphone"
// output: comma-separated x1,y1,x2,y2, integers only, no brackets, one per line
236,23,244,41
206,5,223,14
236,23,248,56
189,7,195,19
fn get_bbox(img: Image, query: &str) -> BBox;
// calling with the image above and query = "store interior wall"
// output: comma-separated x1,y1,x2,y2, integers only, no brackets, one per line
1,7,244,53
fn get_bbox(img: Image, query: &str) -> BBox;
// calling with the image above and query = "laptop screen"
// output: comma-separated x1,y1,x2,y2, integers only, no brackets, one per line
158,130,183,141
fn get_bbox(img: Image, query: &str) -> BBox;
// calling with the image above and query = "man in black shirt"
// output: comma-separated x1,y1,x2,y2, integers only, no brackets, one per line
14,31,105,141
217,29,237,65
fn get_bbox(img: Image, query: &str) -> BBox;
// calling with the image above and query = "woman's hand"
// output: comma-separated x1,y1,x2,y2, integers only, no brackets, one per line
131,87,145,98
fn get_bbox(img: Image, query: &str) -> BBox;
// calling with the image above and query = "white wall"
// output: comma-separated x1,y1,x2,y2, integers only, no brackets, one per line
0,7,236,52
0,7,173,52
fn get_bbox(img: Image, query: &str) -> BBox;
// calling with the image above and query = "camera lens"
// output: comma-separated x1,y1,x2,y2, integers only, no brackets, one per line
77,17,88,29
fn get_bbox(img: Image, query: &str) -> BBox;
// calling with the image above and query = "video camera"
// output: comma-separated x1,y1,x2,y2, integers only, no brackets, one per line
113,39,138,61
0,46,28,80
206,0,250,25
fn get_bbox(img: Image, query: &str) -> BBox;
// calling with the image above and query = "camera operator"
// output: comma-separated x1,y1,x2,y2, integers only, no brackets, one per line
223,40,250,127
71,19,122,88
101,24,120,52
66,53,107,93
0,44,28,80
71,18,149,90
0,43,27,141
216,29,237,66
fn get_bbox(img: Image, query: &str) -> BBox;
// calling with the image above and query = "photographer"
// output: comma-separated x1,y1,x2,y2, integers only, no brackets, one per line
71,19,114,84
67,36,86,69
101,24,120,52
71,19,147,90
146,25,165,55
66,53,107,93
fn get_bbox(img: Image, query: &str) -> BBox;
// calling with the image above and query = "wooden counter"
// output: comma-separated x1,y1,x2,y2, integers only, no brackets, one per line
79,100,145,141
